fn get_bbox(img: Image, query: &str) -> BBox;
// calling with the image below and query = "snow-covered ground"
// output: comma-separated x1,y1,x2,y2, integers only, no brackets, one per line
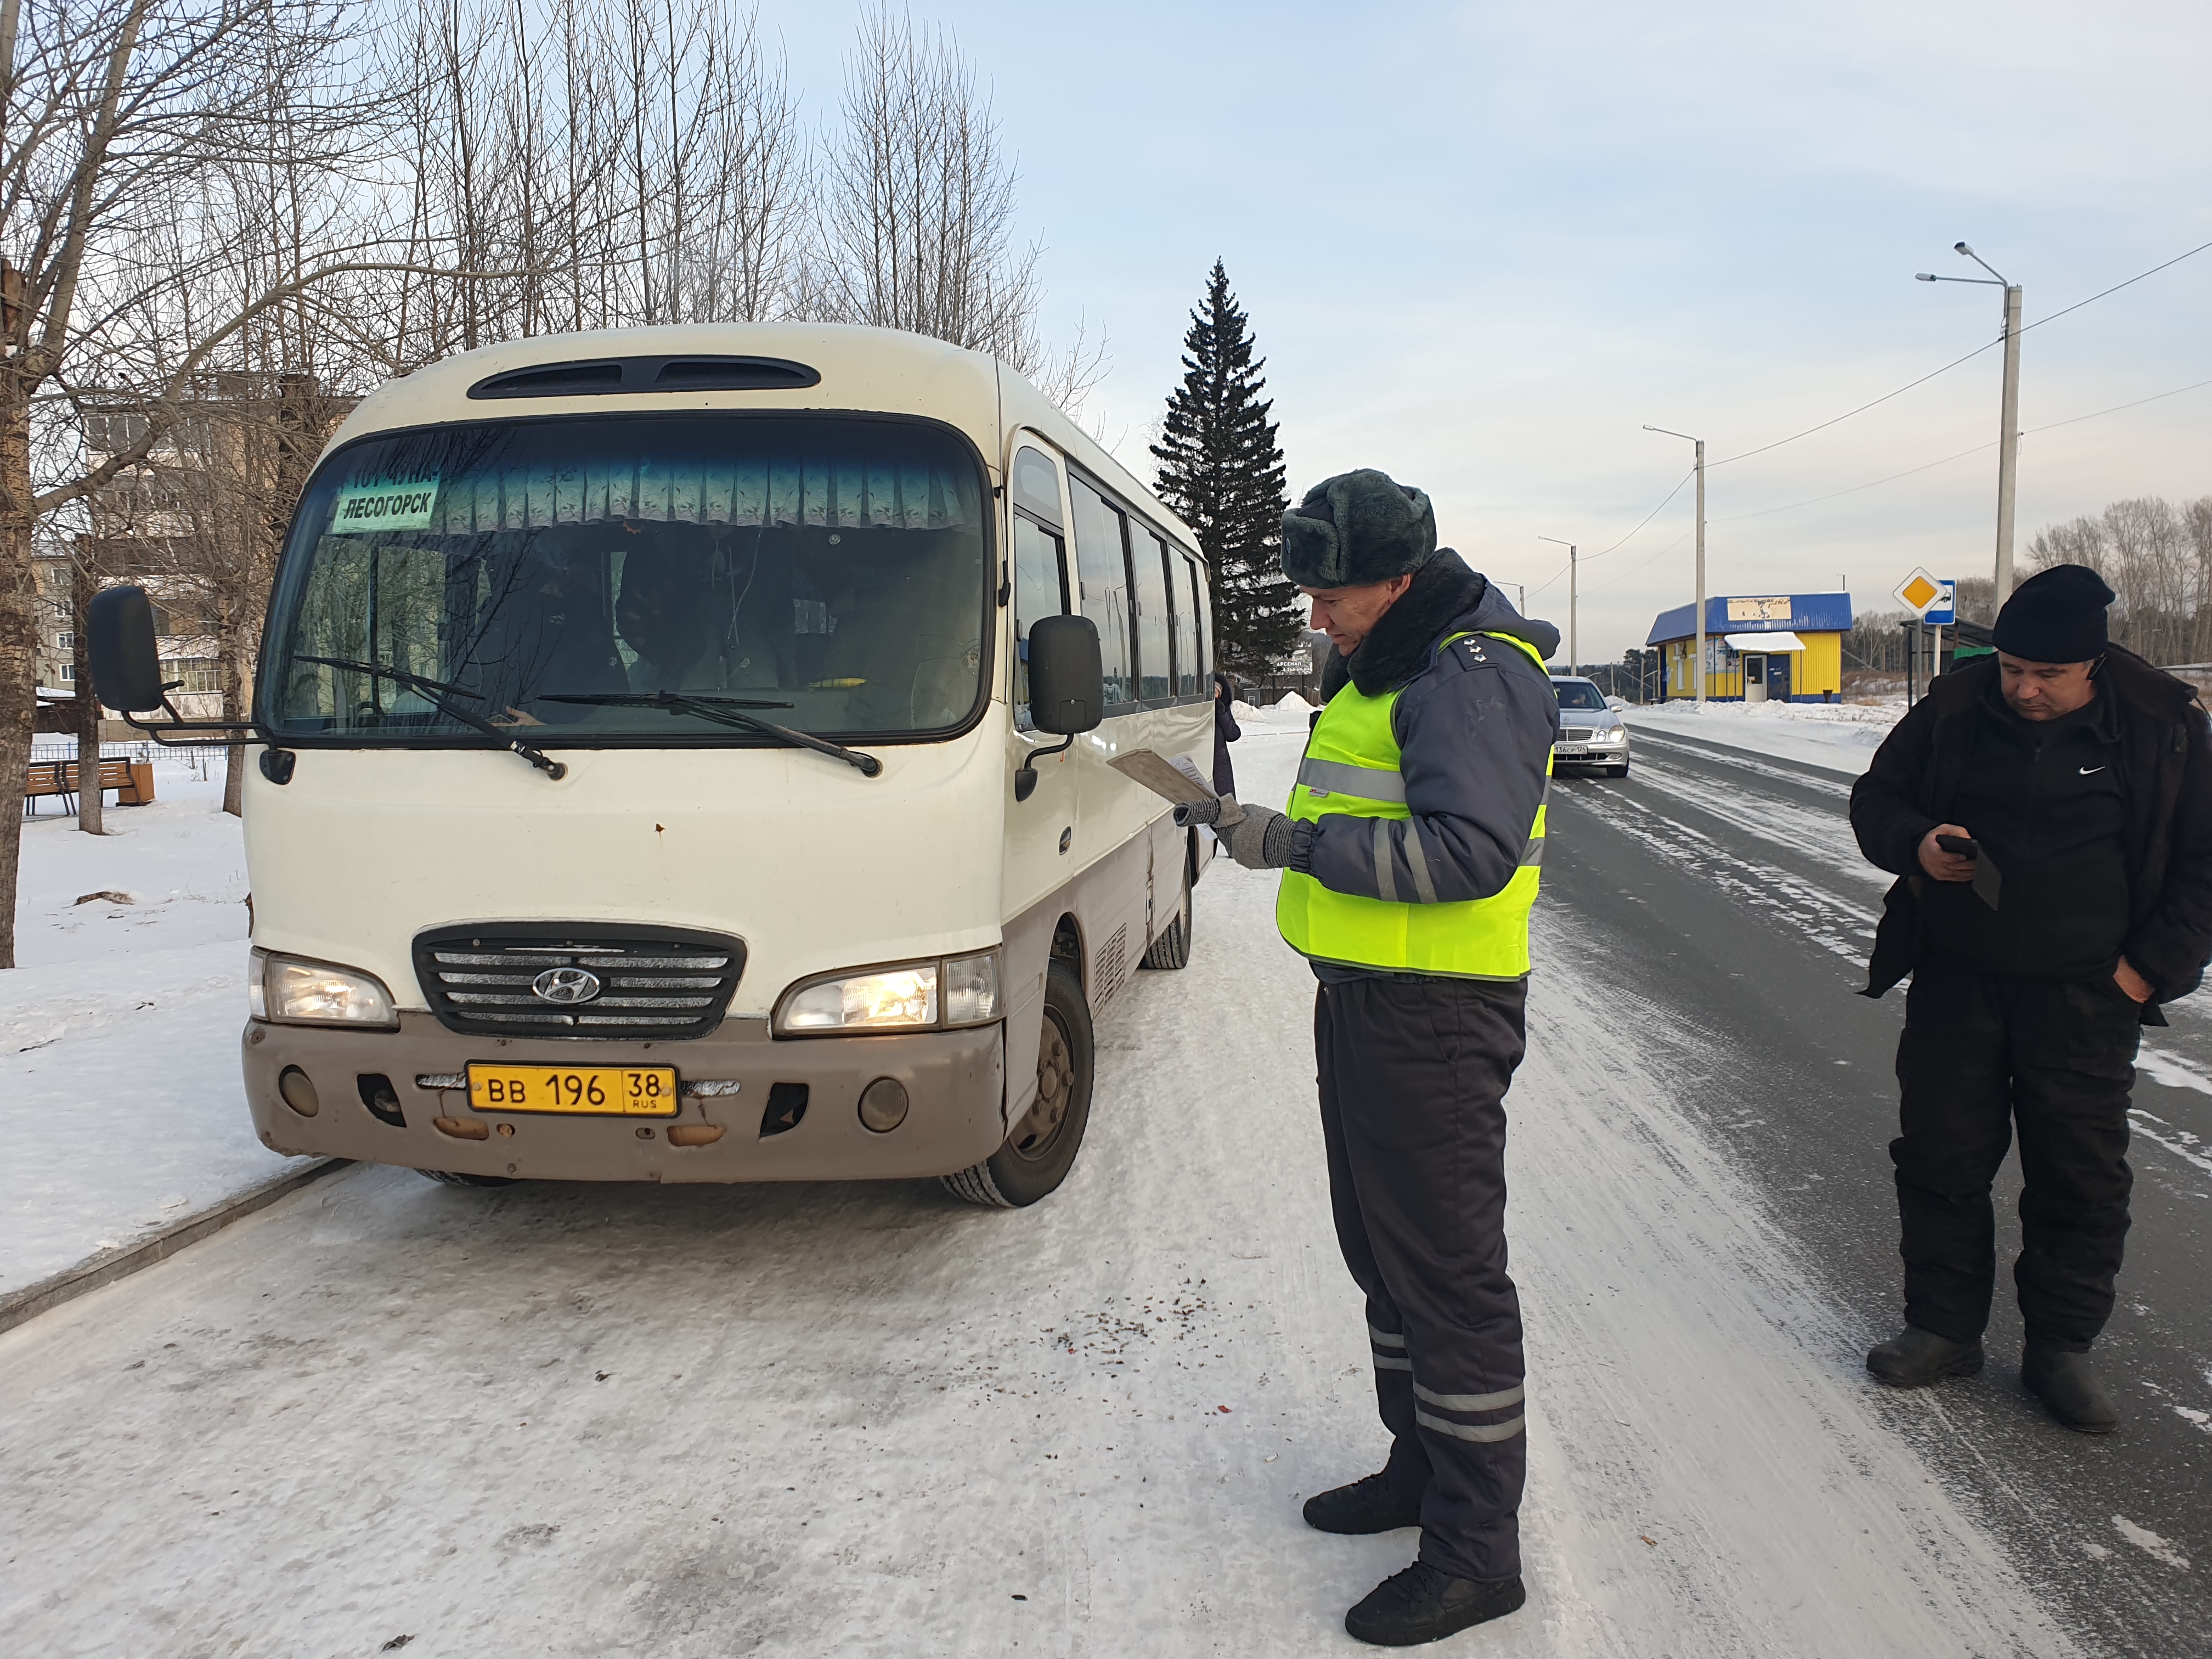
0,708,2084,1655
1623,701,1903,776
2,749,314,1301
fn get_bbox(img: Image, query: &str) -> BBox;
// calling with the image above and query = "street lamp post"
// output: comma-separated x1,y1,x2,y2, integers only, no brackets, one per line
1538,537,1576,675
1917,242,2023,603
1644,426,1707,706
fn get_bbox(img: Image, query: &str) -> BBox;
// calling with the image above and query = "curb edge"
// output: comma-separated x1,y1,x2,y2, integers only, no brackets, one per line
0,1159,356,1337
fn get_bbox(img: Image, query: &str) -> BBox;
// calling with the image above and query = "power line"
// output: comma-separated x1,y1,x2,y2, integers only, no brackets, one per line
2021,373,2212,433
1700,234,2212,472
2020,237,2212,336
1708,338,2001,469
1712,372,2212,526
1522,465,1696,599
1715,443,1995,523
1587,467,1695,558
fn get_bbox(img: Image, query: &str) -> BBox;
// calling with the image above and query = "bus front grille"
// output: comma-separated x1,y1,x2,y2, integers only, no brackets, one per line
411,924,747,1041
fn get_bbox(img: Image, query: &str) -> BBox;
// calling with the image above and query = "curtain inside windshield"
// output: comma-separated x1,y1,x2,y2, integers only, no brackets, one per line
264,415,988,743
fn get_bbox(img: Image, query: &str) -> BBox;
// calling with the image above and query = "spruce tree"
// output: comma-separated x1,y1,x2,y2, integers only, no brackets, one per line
1153,260,1299,675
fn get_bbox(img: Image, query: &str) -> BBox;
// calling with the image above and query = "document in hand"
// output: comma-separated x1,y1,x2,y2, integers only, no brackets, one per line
1109,750,1218,806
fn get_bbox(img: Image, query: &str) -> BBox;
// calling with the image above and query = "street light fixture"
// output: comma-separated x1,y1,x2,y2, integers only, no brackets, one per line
1538,537,1577,675
1917,241,2023,602
1643,426,1707,706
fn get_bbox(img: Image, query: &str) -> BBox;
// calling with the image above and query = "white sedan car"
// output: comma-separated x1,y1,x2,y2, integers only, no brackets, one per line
1549,676,1631,777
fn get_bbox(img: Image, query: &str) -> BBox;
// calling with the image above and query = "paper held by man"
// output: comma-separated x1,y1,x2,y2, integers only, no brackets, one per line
1109,750,1218,806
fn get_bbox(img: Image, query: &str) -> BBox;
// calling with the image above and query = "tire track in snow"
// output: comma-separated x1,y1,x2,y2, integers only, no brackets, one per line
1553,778,1878,963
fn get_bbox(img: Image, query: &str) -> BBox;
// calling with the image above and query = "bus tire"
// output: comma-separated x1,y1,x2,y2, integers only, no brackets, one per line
417,1169,517,1188
1139,853,1194,970
942,959,1094,1208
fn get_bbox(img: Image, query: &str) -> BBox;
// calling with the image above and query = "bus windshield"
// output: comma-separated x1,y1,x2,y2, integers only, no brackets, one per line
261,414,989,746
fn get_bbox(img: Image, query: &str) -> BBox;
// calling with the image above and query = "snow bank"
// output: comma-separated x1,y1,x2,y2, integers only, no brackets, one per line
1624,699,1903,776
3,764,312,1299
1233,691,1316,725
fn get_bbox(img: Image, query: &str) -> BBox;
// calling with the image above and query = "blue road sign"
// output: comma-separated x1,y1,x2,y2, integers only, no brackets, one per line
1925,580,1956,627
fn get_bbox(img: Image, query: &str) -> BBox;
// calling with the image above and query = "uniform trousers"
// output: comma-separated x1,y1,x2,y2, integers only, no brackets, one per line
1893,953,2140,1352
1314,975,1527,1584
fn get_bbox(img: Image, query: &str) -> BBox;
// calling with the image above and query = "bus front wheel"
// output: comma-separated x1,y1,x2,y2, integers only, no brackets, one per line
942,959,1094,1209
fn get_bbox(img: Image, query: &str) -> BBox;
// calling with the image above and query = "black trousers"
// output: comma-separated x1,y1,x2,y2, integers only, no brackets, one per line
1315,976,1527,1584
1893,955,2140,1351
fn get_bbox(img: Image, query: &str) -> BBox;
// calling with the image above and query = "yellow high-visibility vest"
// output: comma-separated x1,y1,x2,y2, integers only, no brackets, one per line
1276,631,1550,978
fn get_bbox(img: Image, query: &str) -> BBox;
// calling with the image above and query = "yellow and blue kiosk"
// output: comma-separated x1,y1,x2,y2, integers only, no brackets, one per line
1647,592,1852,702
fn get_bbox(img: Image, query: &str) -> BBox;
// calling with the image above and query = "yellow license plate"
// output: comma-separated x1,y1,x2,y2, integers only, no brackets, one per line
466,1064,679,1117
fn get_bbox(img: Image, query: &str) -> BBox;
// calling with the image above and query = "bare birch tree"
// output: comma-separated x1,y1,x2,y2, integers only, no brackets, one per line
2027,494,2212,665
0,0,402,965
815,3,1102,409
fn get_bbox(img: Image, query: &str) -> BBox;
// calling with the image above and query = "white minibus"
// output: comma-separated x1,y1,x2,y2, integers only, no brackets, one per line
89,325,1216,1207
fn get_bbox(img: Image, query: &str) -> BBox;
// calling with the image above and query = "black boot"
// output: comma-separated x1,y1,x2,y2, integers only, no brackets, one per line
2023,1344,2120,1434
1304,1471,1425,1535
1866,1325,1983,1386
1345,1562,1526,1646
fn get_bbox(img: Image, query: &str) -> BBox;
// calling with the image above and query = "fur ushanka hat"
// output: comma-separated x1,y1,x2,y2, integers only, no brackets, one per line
1280,469,1437,589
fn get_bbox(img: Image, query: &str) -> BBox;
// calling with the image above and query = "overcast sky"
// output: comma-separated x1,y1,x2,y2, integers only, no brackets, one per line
770,1,2211,663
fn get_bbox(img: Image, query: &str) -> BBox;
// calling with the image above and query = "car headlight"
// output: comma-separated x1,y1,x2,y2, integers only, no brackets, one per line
775,949,1002,1036
1598,727,1626,744
251,949,398,1027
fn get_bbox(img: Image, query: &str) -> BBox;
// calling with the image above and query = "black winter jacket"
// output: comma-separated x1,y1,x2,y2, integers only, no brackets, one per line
1848,648,2212,1022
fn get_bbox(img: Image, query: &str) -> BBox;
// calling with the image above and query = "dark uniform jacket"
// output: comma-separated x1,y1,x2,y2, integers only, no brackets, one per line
1287,548,1560,906
1849,648,2212,1022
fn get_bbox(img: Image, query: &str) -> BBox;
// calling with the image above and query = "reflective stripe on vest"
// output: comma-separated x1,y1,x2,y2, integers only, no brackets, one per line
1275,630,1551,979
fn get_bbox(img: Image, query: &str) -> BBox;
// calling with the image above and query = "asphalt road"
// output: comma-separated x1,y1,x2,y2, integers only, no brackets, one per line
1548,724,2212,1658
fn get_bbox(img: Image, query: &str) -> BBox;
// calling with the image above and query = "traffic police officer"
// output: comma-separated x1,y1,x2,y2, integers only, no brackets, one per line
1182,470,1560,1646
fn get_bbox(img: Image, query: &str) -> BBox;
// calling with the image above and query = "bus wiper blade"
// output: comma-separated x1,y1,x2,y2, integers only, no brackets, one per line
540,690,883,778
295,654,568,781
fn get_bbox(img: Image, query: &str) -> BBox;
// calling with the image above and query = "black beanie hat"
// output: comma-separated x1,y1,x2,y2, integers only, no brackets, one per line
1280,469,1437,588
1991,564,2114,663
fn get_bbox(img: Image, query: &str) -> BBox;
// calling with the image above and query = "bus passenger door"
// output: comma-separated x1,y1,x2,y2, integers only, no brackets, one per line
1005,446,1080,920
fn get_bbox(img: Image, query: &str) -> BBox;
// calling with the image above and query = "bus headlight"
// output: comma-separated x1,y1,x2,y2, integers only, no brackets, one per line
775,950,1002,1036
253,949,398,1028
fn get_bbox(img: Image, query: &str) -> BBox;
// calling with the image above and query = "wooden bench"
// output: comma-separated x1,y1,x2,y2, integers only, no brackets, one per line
22,759,155,816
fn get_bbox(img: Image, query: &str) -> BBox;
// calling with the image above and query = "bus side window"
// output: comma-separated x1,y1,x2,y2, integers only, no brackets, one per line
1132,524,1172,704
1183,555,1210,684
1070,479,1133,709
1166,544,1198,698
1012,514,1067,730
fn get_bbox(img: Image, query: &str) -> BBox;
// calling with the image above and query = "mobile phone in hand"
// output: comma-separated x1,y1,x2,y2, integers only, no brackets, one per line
1936,833,1980,859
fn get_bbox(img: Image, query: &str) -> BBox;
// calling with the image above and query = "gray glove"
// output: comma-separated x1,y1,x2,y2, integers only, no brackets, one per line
1222,803,1295,870
1175,793,1246,830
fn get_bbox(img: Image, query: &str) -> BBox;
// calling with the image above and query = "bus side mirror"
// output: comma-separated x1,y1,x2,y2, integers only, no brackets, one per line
1014,616,1103,802
87,585,167,713
1025,614,1103,735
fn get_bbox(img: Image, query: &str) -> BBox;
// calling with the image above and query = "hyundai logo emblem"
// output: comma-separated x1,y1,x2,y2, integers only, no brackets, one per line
532,967,602,1004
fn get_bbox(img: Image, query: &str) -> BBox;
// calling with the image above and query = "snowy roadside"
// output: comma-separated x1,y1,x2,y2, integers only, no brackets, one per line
1624,700,1902,776
2,755,317,1303
0,710,2080,1656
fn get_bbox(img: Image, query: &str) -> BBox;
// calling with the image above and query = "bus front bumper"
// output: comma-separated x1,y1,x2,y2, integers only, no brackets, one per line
242,1013,1008,1183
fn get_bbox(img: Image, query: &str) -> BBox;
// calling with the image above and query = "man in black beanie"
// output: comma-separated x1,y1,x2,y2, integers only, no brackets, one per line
1849,563,2212,1430
1180,469,1560,1643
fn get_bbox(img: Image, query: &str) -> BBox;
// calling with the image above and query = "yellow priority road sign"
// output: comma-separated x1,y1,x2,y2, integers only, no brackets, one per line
1893,567,1945,617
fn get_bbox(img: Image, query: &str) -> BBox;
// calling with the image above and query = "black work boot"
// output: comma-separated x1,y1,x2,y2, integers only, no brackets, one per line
1303,1471,1425,1535
1866,1325,1984,1386
1345,1561,1526,1646
2023,1344,2120,1434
